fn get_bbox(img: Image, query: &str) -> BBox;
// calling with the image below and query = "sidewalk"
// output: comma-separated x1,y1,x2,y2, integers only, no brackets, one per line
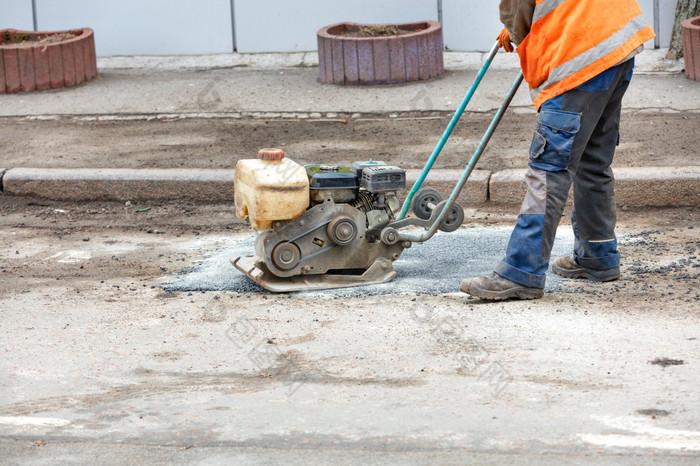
0,50,696,118
1,50,699,206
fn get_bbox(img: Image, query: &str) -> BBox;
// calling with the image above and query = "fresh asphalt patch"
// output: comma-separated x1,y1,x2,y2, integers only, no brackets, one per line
165,227,575,297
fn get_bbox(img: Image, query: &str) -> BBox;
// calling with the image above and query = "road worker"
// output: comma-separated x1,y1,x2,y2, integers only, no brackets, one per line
461,0,655,300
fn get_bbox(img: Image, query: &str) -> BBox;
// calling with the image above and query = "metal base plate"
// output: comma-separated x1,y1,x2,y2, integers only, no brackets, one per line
232,255,397,293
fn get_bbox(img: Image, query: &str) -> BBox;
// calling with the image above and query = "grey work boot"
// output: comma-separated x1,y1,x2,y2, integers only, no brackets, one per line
460,273,544,300
551,256,620,282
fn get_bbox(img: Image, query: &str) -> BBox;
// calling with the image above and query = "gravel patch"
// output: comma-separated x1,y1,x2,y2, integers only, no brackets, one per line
166,227,575,297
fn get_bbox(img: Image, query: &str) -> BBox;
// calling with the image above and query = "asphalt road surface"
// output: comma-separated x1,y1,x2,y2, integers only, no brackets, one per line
1,198,698,464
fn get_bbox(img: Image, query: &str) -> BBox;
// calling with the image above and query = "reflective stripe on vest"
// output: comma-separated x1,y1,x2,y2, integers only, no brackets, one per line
517,0,655,109
529,13,650,102
532,0,568,24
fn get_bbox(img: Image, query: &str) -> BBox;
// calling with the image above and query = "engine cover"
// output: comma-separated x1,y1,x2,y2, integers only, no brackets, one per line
306,164,358,203
360,165,406,192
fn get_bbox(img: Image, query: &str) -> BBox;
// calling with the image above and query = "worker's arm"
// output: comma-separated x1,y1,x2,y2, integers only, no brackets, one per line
499,0,535,46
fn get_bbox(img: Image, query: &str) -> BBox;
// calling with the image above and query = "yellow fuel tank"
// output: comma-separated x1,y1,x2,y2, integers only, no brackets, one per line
234,149,310,230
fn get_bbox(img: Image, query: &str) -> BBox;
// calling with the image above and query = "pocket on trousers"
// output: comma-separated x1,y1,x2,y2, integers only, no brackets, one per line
528,109,581,171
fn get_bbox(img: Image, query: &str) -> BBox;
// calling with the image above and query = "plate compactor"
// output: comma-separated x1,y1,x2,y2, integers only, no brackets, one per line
232,43,524,292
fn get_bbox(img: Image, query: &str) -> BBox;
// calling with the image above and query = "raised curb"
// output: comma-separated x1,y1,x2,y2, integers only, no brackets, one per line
489,169,527,206
405,169,489,205
489,166,700,208
1,167,699,209
0,167,490,205
2,168,234,202
614,167,700,208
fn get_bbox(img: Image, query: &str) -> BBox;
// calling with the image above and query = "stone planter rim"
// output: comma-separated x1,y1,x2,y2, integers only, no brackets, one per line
1,27,97,94
317,20,441,41
317,20,444,86
681,15,700,29
681,15,700,82
1,27,94,48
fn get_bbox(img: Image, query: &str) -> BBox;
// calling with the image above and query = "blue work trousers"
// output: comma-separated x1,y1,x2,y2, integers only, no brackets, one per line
496,59,635,288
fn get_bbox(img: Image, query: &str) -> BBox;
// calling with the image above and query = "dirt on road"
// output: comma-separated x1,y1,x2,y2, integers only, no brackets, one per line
1,111,697,172
1,195,697,307
1,196,698,460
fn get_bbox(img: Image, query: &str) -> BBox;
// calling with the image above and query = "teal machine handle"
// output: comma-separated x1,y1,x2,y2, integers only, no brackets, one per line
397,41,501,221
397,71,524,243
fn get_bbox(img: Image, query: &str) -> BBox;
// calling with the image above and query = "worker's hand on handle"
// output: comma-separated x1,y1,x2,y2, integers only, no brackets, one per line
497,28,514,53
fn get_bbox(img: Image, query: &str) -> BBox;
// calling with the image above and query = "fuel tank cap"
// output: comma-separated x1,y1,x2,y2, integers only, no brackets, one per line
257,148,285,160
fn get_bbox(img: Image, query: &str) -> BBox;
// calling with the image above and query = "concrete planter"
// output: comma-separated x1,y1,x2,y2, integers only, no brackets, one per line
682,15,700,81
317,21,444,85
0,28,97,94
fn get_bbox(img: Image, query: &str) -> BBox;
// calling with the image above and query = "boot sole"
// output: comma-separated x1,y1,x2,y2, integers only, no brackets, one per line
551,264,620,282
460,283,544,301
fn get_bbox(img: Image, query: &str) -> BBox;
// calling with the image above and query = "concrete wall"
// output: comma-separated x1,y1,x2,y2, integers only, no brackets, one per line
0,2,34,31
36,0,233,56
235,0,438,53
0,0,679,56
639,0,680,48
441,1,503,51
2,0,233,56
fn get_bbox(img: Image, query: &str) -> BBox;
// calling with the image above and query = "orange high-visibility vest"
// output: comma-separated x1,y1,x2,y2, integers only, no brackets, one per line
517,0,655,109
